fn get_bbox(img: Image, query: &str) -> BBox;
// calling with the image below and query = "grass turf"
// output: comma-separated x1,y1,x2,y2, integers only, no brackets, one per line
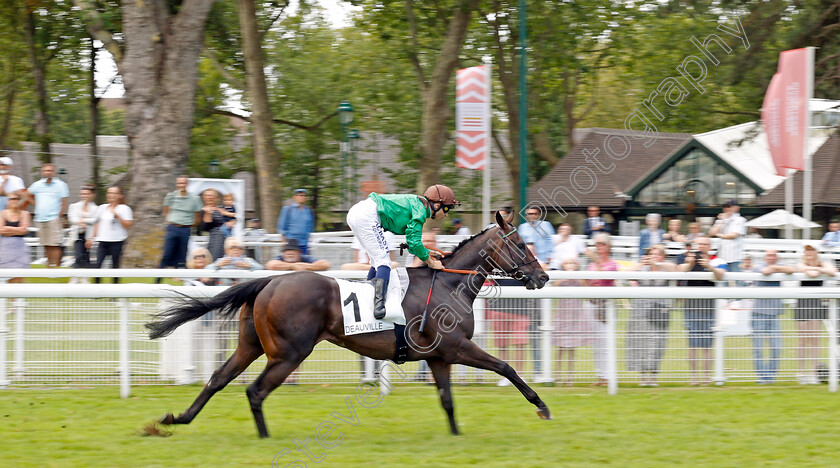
1,384,839,467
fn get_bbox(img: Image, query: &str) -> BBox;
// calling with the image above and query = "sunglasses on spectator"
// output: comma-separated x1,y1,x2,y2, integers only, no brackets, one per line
527,211,540,216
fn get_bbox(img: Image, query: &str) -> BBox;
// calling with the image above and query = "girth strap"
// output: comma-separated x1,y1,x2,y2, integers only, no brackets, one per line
393,324,409,364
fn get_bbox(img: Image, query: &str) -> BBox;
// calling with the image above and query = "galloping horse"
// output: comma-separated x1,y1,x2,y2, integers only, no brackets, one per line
147,212,551,437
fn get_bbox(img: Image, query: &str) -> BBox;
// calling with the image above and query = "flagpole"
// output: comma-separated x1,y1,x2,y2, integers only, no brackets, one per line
482,63,492,230
785,169,793,239
802,46,815,239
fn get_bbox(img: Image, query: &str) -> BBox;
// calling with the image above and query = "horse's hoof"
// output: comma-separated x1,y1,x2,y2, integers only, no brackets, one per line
160,412,175,425
536,406,552,420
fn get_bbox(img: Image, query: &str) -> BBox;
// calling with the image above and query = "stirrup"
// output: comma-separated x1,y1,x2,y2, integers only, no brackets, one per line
370,278,387,320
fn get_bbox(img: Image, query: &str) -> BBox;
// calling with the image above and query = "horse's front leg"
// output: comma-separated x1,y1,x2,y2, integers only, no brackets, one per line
427,358,459,435
450,340,551,421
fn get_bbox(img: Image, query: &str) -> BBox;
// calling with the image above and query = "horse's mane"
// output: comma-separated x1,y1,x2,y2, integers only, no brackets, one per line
446,222,511,257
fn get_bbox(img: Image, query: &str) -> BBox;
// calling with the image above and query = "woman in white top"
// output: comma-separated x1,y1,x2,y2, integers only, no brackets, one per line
86,186,133,283
67,185,99,272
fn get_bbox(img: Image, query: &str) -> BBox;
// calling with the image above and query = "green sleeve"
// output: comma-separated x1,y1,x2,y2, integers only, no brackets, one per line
405,219,429,261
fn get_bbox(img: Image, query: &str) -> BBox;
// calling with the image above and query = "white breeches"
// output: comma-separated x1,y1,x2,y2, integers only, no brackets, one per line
346,198,391,269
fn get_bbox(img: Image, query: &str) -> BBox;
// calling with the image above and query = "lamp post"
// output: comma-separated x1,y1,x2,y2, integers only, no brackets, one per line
209,159,219,175
348,128,360,201
338,101,354,208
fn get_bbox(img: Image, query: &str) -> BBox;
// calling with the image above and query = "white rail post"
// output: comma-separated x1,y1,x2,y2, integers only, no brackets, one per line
13,298,24,376
0,298,8,388
713,300,725,385
119,298,130,398
538,298,553,384
607,299,618,395
363,357,376,383
829,298,838,393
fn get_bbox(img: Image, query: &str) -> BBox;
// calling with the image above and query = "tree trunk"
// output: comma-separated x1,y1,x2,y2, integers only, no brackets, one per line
415,0,479,194
107,0,215,268
89,39,103,202
237,0,282,231
22,8,51,159
489,4,522,209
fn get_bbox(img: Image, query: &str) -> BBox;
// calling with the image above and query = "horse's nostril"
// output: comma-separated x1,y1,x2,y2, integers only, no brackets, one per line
540,274,549,283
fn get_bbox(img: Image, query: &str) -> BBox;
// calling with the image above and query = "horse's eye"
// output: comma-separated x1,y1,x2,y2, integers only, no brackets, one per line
518,243,525,249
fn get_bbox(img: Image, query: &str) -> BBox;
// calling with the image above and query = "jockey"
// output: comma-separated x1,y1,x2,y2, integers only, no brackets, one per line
346,184,460,319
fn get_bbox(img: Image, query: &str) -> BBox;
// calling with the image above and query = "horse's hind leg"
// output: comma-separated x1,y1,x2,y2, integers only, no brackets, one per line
246,346,312,438
162,311,264,425
451,340,552,421
427,358,459,435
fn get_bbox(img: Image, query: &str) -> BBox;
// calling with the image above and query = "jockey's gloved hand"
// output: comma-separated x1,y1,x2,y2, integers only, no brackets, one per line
426,257,444,270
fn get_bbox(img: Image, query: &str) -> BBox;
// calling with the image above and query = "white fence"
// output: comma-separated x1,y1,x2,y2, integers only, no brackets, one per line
1,269,839,397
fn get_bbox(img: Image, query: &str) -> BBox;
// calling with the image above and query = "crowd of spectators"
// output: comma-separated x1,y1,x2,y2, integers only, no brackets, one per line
2,159,840,387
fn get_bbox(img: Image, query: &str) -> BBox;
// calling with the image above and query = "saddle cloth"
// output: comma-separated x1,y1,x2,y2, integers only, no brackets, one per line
336,268,409,336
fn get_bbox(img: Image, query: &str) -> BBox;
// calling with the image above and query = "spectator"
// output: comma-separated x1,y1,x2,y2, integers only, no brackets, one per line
821,221,840,247
206,237,263,285
519,206,555,264
662,219,685,244
410,231,437,268
87,186,133,284
183,247,216,286
67,185,98,281
746,227,763,239
583,206,610,238
277,188,315,255
0,156,25,212
0,191,31,283
751,249,793,384
342,230,398,270
25,163,69,268
219,192,238,237
795,244,838,384
583,233,619,387
451,218,471,236
553,257,594,385
684,222,703,242
242,218,267,260
266,239,330,271
198,188,226,260
159,176,202,270
627,245,676,387
677,235,727,385
243,218,266,239
709,201,746,271
548,223,585,270
638,213,664,259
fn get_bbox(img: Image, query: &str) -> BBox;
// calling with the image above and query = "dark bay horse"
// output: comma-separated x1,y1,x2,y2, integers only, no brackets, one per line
146,212,551,437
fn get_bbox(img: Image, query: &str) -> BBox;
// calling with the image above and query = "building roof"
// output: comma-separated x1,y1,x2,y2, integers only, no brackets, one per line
528,128,692,210
757,132,840,208
693,121,832,192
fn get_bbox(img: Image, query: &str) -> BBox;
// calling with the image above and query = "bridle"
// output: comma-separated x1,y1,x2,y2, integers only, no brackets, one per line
495,225,541,285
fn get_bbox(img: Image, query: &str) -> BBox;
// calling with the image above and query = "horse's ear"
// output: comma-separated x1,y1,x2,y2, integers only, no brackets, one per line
495,210,506,228
504,212,514,224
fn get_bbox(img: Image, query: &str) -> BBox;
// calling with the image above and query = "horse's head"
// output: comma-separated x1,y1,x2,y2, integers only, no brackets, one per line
487,211,549,290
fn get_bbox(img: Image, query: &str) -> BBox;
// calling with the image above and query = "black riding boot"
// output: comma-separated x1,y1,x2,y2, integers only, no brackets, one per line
370,277,387,319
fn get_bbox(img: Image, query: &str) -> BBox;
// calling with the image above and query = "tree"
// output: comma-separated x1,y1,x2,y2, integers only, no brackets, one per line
77,0,216,267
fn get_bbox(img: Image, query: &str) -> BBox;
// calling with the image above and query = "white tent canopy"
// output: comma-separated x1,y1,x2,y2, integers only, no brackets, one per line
745,209,821,229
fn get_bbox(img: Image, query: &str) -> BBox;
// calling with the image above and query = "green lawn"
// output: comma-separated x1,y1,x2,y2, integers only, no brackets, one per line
2,385,839,467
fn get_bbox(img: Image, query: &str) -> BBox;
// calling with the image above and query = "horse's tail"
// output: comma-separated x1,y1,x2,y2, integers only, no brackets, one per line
146,276,276,339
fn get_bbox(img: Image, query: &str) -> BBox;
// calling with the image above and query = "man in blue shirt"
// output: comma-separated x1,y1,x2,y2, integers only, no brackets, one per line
821,222,840,247
277,188,315,255
751,249,794,384
25,163,69,267
518,206,555,264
